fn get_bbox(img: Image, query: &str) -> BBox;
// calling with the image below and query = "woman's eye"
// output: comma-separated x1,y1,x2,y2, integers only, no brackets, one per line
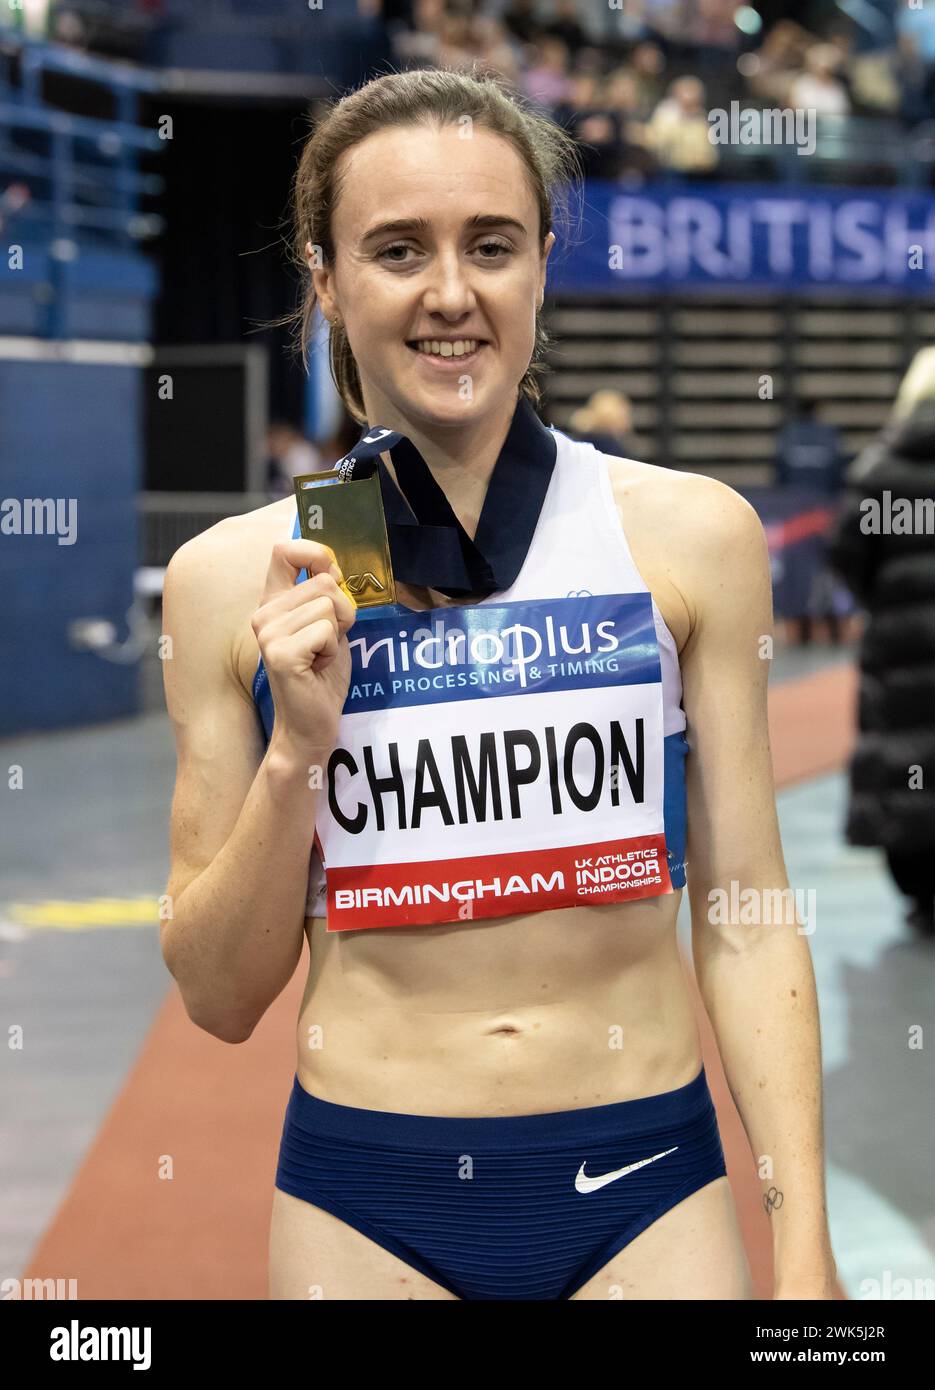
476,240,513,259
377,242,416,264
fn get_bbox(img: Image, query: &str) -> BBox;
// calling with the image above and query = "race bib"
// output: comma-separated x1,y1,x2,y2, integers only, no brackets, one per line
315,592,672,930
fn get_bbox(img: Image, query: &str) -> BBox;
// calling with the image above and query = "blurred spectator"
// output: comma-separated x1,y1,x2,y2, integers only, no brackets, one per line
897,1,935,123
644,76,719,175
570,111,626,180
605,0,654,44
789,43,852,116
556,68,601,114
520,36,572,113
628,41,667,119
823,22,859,107
555,68,656,182
543,0,589,60
635,0,685,43
568,390,640,459
50,7,88,48
688,0,742,80
897,1,935,66
437,10,480,71
0,182,32,234
472,13,520,83
691,0,740,50
828,347,935,938
745,20,813,108
426,8,519,81
394,0,444,67
848,44,901,118
774,398,848,647
604,66,642,120
501,0,541,48
265,421,322,500
774,398,847,497
602,66,659,178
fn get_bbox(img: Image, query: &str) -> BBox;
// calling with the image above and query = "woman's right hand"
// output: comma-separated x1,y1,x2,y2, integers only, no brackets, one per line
252,539,357,759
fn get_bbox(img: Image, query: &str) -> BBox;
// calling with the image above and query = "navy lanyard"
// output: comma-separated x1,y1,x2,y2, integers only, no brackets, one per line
332,395,558,598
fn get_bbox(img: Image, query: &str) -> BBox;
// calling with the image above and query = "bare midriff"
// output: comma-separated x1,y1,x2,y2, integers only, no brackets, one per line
294,892,703,1116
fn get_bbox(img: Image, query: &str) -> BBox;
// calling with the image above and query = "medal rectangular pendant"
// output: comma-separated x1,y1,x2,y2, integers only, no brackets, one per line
293,470,397,608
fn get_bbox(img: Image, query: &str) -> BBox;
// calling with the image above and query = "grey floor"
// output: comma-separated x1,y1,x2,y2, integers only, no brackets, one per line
0,711,176,1279
1,642,932,1296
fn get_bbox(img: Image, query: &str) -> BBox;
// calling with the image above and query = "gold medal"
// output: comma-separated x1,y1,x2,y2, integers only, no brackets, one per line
293,469,397,609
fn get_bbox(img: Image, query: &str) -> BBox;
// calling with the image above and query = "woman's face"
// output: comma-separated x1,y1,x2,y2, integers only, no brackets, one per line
312,123,553,431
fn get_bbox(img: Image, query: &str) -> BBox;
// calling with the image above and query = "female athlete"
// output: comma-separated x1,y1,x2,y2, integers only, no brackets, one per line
160,68,836,1301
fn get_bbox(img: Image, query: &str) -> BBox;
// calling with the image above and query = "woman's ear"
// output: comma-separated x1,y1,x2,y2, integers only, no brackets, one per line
538,231,555,308
310,255,335,324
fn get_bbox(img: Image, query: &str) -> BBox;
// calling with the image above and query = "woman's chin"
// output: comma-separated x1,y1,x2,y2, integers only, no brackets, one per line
394,384,498,426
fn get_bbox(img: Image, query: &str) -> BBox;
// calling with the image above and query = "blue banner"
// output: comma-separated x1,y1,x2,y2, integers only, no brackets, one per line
551,183,935,291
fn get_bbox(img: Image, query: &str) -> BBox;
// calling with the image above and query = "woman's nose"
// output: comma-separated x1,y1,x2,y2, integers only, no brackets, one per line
421,254,476,313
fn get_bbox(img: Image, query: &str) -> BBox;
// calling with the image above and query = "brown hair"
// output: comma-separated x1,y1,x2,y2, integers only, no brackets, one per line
282,67,582,424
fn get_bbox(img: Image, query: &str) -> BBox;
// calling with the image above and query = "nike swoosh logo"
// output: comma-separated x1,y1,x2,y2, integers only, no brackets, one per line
574,1146,679,1193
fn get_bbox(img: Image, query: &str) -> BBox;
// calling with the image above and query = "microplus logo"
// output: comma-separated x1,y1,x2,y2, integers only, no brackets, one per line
49,1319,151,1370
351,605,619,689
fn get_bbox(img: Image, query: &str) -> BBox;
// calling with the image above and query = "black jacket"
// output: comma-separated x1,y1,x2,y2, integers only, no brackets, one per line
828,401,935,852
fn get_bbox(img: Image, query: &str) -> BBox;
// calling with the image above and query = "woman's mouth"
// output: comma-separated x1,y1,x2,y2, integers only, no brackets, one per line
406,338,488,369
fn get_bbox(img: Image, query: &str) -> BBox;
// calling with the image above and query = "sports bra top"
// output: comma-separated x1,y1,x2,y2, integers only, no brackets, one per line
253,427,689,930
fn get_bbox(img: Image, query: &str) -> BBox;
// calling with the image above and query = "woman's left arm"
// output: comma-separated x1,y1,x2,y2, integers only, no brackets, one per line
677,477,838,1300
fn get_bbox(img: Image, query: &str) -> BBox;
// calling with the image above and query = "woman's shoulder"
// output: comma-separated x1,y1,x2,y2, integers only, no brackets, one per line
596,452,769,650
162,496,297,682
165,495,295,599
599,451,764,554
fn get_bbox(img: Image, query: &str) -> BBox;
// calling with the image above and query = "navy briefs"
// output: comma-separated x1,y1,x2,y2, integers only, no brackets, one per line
275,1065,727,1300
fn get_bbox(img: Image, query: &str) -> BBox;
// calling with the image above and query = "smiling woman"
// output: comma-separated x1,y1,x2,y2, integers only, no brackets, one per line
160,67,835,1303
282,70,579,430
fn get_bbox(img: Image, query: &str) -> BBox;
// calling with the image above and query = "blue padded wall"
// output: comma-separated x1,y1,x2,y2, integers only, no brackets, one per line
0,358,142,735
0,244,157,340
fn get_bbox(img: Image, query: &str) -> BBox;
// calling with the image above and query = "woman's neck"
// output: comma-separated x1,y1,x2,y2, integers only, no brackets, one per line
373,396,519,543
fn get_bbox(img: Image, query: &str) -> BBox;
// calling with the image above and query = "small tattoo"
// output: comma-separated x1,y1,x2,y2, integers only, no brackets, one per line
764,1186,784,1215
